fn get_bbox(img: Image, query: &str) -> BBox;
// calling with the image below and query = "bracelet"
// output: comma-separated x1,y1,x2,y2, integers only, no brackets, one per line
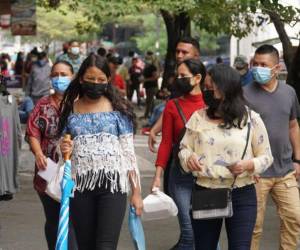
293,159,300,164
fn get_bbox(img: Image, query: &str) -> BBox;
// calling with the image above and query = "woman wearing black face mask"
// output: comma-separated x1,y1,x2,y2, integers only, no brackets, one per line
179,64,273,250
56,54,143,250
151,59,206,250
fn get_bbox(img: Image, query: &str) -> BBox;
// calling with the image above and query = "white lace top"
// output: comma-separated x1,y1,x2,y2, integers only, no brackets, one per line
66,111,139,193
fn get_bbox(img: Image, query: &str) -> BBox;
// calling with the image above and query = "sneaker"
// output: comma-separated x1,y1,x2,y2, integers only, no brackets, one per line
0,193,13,201
141,127,151,135
169,242,179,250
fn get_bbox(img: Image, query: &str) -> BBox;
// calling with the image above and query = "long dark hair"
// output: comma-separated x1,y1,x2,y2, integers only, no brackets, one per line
207,64,247,129
52,60,74,74
57,54,135,137
178,58,206,84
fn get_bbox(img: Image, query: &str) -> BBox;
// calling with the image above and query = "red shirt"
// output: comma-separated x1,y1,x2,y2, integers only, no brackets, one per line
155,93,205,169
112,74,126,90
26,95,60,193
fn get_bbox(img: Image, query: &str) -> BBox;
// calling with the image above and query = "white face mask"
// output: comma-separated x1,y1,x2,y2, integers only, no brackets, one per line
70,47,80,55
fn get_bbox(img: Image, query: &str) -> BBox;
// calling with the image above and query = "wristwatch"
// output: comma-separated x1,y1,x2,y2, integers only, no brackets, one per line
293,159,300,164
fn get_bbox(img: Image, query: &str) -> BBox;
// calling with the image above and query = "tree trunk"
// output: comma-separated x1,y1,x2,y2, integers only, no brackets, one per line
266,10,294,71
261,1,295,86
287,42,300,98
160,10,191,89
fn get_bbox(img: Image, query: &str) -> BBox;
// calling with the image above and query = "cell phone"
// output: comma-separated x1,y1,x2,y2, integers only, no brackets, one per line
214,159,238,168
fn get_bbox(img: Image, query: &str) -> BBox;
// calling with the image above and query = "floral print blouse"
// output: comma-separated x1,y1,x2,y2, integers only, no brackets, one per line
179,109,273,188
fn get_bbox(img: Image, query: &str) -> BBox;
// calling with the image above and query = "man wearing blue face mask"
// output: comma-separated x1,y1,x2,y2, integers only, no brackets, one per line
57,40,84,73
244,44,300,250
26,51,51,105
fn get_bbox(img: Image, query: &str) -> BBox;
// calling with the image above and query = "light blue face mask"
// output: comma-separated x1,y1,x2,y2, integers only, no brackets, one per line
252,66,274,85
51,76,71,94
70,47,80,55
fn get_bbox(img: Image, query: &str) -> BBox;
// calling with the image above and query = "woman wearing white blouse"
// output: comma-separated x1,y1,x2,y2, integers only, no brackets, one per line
179,64,273,250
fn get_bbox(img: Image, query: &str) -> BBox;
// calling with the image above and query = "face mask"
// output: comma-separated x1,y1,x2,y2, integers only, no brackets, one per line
203,90,221,110
70,47,80,55
237,68,248,76
51,76,71,94
81,81,108,99
38,59,47,67
252,66,274,85
174,77,194,95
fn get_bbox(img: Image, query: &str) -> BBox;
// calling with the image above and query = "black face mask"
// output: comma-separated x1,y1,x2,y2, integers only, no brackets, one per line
203,90,222,110
81,81,108,99
174,77,194,95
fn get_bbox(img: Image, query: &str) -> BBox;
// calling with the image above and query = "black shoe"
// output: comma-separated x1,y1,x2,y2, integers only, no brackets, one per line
169,243,179,250
0,194,13,201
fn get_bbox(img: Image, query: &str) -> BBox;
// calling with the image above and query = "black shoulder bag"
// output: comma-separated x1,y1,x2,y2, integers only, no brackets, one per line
192,111,251,220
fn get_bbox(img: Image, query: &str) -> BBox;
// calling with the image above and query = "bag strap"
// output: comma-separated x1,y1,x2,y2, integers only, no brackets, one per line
231,110,252,189
174,99,187,124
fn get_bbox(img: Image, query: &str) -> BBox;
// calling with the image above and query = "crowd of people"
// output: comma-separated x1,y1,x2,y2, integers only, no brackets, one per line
0,37,300,250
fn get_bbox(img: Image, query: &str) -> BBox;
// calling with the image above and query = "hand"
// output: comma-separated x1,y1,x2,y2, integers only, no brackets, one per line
293,162,300,180
187,153,203,171
35,152,47,170
151,176,161,192
60,138,73,157
228,159,253,176
130,193,143,216
148,131,157,153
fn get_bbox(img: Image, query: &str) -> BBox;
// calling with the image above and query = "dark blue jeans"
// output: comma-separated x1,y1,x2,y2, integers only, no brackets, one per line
191,184,257,250
168,159,194,250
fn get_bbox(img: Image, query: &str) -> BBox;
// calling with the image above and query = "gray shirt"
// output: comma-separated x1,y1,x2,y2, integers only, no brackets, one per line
26,63,51,98
243,82,300,177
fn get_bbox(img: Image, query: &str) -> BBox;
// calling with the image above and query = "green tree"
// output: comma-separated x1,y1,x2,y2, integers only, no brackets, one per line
43,0,300,91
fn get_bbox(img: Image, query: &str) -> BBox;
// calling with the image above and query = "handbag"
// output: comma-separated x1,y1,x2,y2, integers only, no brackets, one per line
191,111,251,220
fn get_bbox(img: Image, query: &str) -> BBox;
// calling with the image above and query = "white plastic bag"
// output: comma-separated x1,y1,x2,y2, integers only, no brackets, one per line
142,188,178,221
45,163,64,202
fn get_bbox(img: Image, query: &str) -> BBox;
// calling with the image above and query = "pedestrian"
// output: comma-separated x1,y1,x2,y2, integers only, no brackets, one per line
233,55,253,86
56,42,69,61
97,47,107,57
14,51,24,76
143,63,159,119
178,64,273,250
148,37,201,153
26,61,77,250
57,40,84,73
26,51,51,105
23,48,39,90
57,54,143,250
151,58,206,250
107,55,126,96
243,44,300,250
18,96,34,124
128,57,143,107
216,56,223,64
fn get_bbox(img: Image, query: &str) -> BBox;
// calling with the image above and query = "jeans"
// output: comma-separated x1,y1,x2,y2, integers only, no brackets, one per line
38,193,77,250
168,159,194,250
148,102,165,127
70,185,127,250
251,171,300,250
18,96,34,124
192,184,257,250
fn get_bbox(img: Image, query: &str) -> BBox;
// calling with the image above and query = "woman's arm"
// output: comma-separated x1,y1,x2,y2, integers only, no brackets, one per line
28,136,47,170
250,112,273,175
151,102,175,189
